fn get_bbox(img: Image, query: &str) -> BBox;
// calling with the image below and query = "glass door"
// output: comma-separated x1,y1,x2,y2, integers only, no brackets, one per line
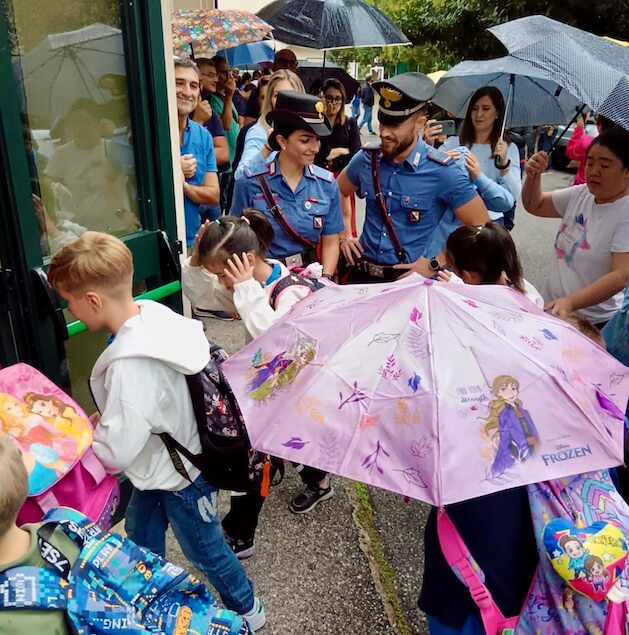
0,0,181,410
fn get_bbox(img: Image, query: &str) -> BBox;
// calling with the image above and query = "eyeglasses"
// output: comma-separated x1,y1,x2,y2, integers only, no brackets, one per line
324,96,343,104
201,71,218,79
275,58,298,69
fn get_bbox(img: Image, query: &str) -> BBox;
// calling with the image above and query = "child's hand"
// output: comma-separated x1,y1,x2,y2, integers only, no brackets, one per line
437,270,452,282
224,252,254,285
190,220,210,267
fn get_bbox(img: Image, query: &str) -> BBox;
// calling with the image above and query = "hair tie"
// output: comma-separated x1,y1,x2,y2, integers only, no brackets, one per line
241,216,250,226
214,218,221,225
475,225,483,234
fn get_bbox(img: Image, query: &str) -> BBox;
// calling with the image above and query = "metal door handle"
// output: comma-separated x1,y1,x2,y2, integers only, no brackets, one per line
31,268,68,341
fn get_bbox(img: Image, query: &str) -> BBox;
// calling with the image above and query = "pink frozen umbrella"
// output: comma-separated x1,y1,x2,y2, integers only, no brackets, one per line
222,275,629,506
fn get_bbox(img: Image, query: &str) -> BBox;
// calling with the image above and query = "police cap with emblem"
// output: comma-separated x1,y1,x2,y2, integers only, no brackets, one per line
372,73,436,126
266,91,331,150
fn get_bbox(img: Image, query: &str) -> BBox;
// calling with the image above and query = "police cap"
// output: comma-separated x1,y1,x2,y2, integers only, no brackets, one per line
266,91,331,144
373,73,436,126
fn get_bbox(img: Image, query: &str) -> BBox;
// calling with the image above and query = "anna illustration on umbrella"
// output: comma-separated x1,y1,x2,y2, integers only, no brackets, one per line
483,375,540,477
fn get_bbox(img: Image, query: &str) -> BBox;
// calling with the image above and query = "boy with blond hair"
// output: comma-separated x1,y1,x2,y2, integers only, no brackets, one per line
46,231,265,630
0,435,76,633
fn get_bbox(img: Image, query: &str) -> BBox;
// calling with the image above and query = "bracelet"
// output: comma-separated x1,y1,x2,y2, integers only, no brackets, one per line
264,143,273,153
322,273,333,280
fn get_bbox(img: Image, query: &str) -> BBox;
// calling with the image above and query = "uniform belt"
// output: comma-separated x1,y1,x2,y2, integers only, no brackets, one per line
278,248,317,268
355,259,402,281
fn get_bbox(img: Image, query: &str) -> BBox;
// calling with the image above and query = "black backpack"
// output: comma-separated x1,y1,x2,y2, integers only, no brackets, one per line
160,342,280,493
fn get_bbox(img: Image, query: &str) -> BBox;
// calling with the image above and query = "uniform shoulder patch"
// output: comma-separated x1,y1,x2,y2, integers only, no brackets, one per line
243,163,271,178
361,140,381,152
310,164,334,182
427,149,453,166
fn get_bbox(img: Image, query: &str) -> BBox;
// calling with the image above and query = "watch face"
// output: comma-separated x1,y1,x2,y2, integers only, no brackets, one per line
430,257,440,271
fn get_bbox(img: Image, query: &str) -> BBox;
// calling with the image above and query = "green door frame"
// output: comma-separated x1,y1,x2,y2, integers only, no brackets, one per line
0,0,182,389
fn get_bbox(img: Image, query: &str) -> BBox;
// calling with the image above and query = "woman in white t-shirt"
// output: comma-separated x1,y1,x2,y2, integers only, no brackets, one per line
522,127,629,327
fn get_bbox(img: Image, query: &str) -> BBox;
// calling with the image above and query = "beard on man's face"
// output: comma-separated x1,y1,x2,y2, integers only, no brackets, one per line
380,127,418,160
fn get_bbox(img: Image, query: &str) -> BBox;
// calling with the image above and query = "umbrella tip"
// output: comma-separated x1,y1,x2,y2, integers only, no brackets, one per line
423,279,435,285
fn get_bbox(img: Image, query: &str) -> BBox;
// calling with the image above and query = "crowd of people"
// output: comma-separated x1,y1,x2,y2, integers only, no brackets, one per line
2,43,629,635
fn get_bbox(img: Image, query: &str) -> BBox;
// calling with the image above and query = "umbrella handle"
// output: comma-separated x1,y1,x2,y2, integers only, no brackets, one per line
548,104,587,155
494,76,514,170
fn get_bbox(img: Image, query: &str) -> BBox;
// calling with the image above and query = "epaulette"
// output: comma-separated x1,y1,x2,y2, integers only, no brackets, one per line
308,164,334,182
427,149,453,166
243,163,271,178
361,140,381,152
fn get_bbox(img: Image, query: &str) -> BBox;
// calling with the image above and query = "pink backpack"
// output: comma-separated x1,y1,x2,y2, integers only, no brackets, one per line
0,363,119,529
438,470,629,634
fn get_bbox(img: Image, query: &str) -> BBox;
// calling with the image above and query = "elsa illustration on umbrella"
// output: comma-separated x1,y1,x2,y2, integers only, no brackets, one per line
483,375,540,477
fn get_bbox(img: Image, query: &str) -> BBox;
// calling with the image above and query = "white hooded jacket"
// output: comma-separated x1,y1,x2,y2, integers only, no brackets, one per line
90,300,210,491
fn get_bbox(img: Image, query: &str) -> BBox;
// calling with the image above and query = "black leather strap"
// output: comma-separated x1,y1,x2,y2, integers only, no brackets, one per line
365,148,408,264
255,174,317,250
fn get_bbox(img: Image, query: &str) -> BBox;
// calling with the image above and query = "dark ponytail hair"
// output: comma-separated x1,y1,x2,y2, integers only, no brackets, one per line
587,127,629,170
446,221,524,292
197,209,275,265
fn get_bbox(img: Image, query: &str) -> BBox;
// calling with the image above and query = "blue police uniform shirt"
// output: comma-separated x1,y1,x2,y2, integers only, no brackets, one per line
230,160,344,258
181,118,217,245
345,138,478,264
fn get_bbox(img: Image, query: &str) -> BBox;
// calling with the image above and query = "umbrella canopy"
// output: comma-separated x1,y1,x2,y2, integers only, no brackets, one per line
256,0,410,50
172,9,274,58
20,23,125,124
433,56,582,128
489,15,629,130
220,40,275,67
222,276,629,506
298,60,360,97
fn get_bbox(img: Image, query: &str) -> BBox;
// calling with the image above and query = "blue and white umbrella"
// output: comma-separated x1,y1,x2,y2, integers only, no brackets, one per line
433,56,582,129
220,40,274,67
489,15,629,130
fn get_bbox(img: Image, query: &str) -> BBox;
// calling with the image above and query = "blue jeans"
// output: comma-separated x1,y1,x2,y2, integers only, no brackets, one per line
125,475,255,614
358,105,374,133
427,615,484,635
352,101,361,120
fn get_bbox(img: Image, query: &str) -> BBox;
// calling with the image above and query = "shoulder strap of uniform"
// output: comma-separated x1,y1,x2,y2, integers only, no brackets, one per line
309,164,334,182
243,163,270,178
427,148,453,166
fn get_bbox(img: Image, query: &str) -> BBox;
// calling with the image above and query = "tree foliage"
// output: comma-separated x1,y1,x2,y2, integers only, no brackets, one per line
330,0,629,73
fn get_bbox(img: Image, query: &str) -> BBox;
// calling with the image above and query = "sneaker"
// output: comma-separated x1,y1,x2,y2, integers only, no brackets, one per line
242,596,266,631
193,308,234,321
289,483,334,514
225,534,256,560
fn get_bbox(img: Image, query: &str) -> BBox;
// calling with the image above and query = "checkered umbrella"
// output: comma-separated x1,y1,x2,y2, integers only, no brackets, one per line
489,15,629,130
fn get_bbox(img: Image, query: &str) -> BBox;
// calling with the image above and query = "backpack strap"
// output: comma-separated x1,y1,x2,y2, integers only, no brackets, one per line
0,566,67,610
269,273,325,310
364,147,408,264
437,508,507,635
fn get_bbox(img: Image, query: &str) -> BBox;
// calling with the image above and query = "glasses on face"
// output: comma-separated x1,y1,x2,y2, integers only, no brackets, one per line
201,71,218,79
276,58,298,69
325,96,343,104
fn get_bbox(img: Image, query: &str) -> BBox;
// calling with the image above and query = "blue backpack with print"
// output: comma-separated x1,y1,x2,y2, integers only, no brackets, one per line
0,507,251,635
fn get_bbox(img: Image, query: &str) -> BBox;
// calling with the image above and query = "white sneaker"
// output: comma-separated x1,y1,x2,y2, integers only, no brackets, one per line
242,596,266,632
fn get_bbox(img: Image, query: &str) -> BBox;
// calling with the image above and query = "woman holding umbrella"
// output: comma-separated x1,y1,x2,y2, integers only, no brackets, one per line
315,78,361,235
441,86,521,227
230,90,344,277
523,126,629,328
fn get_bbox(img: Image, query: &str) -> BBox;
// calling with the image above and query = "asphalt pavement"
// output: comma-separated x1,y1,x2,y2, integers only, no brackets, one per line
164,142,576,634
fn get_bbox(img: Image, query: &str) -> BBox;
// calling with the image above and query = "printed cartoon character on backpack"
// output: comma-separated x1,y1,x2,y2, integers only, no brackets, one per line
559,533,590,578
23,392,92,453
482,375,540,478
585,555,610,591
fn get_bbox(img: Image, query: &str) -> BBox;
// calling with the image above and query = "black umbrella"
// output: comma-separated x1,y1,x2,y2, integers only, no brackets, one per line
298,60,360,97
256,0,410,49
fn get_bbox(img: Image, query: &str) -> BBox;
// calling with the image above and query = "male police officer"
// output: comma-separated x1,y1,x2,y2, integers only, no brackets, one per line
337,73,489,283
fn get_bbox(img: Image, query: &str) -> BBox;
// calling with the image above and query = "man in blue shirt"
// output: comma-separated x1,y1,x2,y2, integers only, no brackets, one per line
357,74,375,135
174,58,219,246
337,72,488,283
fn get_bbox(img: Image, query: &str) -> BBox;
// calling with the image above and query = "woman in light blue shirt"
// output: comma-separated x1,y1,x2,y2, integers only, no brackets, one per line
441,86,521,224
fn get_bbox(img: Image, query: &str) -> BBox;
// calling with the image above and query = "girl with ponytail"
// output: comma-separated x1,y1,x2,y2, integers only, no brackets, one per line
440,221,544,307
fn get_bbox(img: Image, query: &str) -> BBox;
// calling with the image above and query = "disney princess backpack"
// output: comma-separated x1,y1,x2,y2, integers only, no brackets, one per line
438,470,629,634
0,363,119,528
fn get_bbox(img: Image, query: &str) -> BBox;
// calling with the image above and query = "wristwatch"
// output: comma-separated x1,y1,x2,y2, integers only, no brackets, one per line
429,257,441,272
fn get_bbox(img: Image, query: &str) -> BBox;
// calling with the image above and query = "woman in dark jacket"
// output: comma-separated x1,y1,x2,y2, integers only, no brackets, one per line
316,78,362,235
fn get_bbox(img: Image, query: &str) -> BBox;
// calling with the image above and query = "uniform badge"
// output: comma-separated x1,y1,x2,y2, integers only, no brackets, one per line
313,216,323,229
409,210,420,223
402,195,410,205
304,201,312,210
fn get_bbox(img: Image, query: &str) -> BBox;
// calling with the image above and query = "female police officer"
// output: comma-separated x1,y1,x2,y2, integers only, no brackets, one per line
230,91,344,276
